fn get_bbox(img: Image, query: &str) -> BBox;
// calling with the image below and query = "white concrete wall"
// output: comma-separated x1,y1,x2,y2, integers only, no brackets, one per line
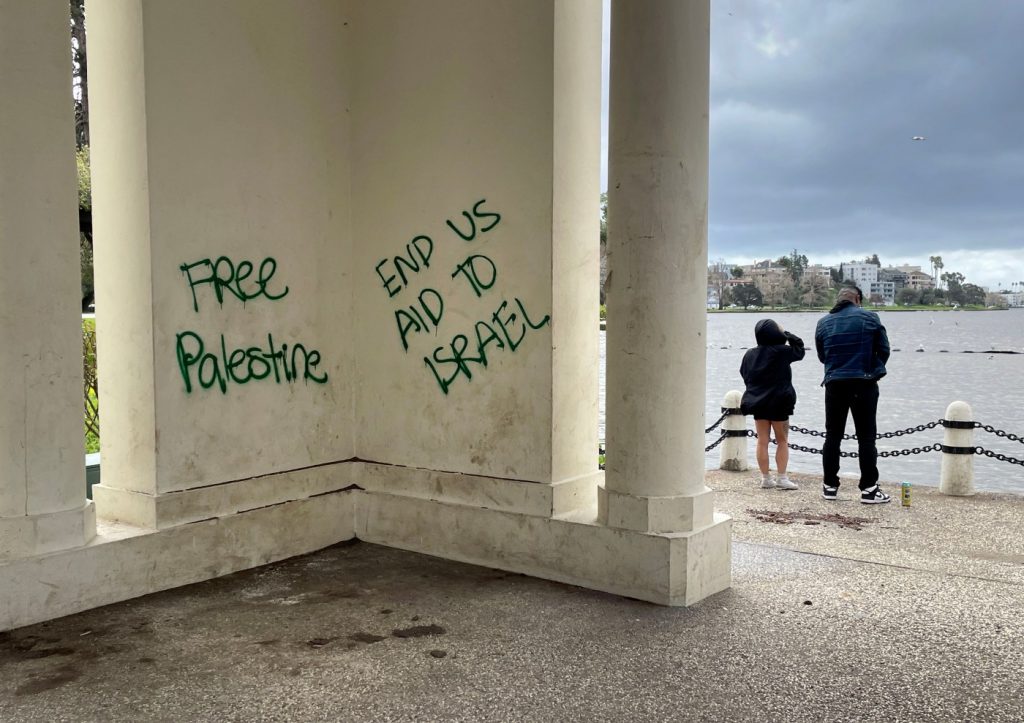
350,0,600,486
90,1,355,509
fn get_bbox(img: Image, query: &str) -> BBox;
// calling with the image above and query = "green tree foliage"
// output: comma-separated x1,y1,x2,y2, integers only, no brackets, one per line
941,271,966,305
730,266,744,279
731,283,763,309
896,287,919,306
961,283,986,306
77,147,94,311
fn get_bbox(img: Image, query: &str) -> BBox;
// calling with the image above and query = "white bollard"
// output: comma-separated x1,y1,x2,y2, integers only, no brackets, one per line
940,401,975,496
719,390,748,471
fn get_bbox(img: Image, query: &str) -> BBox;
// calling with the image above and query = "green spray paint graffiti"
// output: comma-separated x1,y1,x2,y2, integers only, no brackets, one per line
423,297,550,395
180,256,289,312
176,255,329,394
445,199,501,241
375,198,551,395
176,331,327,393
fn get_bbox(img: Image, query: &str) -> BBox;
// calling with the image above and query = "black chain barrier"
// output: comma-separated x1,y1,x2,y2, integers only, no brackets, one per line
974,423,1024,446
698,410,1024,466
704,410,730,435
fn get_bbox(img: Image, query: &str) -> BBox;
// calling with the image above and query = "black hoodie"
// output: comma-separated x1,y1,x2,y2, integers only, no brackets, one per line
739,319,806,417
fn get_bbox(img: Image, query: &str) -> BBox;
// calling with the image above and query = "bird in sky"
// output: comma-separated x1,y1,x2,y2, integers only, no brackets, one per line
911,136,927,141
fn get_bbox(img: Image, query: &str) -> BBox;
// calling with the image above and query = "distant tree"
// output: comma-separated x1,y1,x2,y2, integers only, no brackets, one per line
896,287,919,306
869,293,884,306
707,259,732,310
77,146,93,311
801,274,831,307
783,249,807,283
829,267,843,285
933,255,944,288
730,266,744,279
864,254,880,266
732,283,763,309
941,271,966,305
761,275,793,307
71,0,89,148
71,0,94,310
961,283,986,306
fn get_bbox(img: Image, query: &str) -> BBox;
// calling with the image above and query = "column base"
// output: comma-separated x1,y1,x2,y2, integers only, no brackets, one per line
0,502,96,561
597,484,715,533
358,490,732,606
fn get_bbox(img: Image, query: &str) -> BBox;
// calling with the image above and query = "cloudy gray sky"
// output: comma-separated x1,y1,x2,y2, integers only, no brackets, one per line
601,0,1024,290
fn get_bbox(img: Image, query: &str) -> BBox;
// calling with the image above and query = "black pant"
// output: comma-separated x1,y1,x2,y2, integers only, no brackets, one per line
823,379,879,490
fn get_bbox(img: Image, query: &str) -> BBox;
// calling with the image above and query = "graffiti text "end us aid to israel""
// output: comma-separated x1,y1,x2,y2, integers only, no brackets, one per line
175,255,329,394
374,198,550,395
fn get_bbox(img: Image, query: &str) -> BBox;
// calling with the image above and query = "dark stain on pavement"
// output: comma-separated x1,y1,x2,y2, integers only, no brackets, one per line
14,664,81,696
348,632,386,644
746,508,878,531
392,624,446,638
306,637,337,648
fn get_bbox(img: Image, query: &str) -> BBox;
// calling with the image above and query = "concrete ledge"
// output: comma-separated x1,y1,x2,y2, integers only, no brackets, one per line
93,463,354,529
353,461,601,518
357,490,732,606
0,502,96,561
0,491,356,631
598,484,715,533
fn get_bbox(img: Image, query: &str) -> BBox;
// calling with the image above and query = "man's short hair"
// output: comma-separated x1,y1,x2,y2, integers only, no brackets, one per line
838,286,863,304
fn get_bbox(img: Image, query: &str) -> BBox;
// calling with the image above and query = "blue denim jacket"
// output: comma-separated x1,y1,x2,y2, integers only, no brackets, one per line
814,301,890,384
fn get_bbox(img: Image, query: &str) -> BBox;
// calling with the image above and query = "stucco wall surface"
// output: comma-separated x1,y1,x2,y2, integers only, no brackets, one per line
350,0,600,487
90,0,355,500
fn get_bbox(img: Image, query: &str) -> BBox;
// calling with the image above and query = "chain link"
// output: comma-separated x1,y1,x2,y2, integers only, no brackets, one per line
704,410,730,435
976,446,1024,467
789,419,942,441
711,417,1024,466
704,432,728,453
749,431,943,458
975,424,1024,446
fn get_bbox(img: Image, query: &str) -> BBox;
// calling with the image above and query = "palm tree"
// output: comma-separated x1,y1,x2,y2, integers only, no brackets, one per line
933,256,944,289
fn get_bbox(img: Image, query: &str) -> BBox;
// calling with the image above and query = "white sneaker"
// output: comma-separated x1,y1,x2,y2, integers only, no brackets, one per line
776,476,798,491
760,475,776,489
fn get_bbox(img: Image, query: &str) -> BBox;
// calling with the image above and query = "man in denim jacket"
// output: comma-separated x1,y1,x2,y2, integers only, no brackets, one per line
815,285,892,503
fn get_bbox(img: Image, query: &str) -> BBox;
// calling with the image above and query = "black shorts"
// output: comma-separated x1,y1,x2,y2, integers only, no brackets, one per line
752,406,792,422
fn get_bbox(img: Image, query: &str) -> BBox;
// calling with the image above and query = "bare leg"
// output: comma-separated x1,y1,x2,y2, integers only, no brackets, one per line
772,420,790,475
754,419,772,475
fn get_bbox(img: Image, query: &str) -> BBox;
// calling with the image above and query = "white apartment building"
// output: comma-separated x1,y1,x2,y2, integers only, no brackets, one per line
841,262,879,288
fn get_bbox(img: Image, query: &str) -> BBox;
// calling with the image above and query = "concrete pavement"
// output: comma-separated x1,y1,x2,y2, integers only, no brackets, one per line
1,471,1022,722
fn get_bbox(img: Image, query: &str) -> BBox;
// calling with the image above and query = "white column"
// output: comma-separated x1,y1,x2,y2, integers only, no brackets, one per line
599,0,714,533
0,0,96,558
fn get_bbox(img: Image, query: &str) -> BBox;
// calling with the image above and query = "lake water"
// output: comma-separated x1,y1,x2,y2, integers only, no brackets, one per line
599,309,1024,493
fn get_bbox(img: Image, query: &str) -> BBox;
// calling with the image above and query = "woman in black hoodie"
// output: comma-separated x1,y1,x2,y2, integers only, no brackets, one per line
739,319,805,490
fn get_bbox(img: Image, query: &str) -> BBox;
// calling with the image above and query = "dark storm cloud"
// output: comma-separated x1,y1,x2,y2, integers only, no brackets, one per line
708,0,1024,283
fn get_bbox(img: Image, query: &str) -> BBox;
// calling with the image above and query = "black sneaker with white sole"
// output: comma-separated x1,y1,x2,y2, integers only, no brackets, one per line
822,484,838,500
860,485,891,504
